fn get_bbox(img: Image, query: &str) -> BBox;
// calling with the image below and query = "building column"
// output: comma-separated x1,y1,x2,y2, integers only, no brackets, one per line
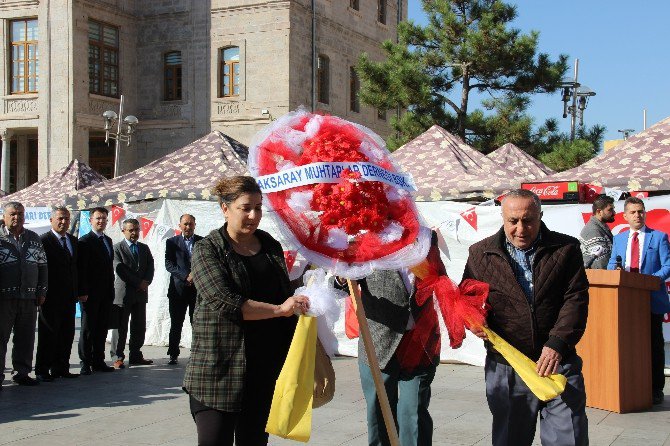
0,129,13,193
16,135,28,190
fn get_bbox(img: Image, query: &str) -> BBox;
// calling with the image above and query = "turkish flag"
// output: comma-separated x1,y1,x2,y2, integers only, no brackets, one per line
584,184,603,203
140,217,154,238
460,207,478,231
283,250,297,272
111,205,126,225
174,229,182,236
581,208,670,236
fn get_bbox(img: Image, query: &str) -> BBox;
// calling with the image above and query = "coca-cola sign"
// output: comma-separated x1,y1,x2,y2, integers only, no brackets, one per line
521,181,582,201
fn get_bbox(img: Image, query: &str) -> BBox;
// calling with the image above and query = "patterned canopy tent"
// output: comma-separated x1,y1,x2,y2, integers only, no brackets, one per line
1,159,106,207
487,143,555,179
546,117,670,191
392,125,519,201
66,131,248,210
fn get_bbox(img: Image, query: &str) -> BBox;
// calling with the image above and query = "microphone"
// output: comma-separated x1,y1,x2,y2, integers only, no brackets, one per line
615,255,623,270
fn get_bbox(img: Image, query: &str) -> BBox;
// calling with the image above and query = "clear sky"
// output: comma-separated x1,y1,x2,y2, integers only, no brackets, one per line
407,0,670,144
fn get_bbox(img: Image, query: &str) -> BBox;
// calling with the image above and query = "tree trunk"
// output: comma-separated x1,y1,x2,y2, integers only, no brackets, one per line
459,67,469,141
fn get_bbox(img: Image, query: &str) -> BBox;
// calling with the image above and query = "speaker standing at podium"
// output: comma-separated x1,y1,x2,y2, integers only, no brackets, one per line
607,196,670,405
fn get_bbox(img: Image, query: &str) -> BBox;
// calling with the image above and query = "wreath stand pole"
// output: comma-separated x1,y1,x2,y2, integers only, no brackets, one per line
348,279,400,446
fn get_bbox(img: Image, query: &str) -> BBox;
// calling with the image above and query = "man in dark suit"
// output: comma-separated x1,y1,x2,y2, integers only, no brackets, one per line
78,207,116,375
35,207,81,381
165,214,202,364
608,196,670,405
110,218,155,368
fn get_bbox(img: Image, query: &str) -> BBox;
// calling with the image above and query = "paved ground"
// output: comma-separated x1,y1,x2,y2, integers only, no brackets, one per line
1,336,669,445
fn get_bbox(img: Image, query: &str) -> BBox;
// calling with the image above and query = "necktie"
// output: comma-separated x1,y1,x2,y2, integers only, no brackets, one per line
185,238,192,256
630,231,640,273
131,243,139,262
99,235,111,258
61,236,71,258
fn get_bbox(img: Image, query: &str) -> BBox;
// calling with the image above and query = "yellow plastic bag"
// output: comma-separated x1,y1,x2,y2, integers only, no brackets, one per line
266,315,317,442
483,327,567,402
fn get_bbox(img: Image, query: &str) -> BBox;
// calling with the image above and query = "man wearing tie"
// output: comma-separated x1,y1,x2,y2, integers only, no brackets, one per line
110,218,155,368
35,207,81,381
78,207,116,375
608,197,670,405
165,214,202,364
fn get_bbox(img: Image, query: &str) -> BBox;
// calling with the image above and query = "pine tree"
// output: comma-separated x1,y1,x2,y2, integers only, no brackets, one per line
357,0,568,150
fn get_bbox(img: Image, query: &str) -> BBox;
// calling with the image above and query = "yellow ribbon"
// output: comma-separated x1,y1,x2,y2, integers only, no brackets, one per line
483,327,567,402
266,315,317,442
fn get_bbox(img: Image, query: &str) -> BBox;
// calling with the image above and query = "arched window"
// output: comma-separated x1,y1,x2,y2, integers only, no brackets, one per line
317,54,329,104
350,0,359,10
164,51,182,101
220,47,240,97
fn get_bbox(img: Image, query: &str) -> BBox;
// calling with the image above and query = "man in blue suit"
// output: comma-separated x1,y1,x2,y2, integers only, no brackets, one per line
165,214,202,364
608,197,670,405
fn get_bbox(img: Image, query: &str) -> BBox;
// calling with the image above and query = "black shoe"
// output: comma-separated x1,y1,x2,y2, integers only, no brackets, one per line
13,375,39,386
53,371,79,379
92,364,114,373
653,390,664,405
36,373,55,382
168,356,178,365
80,365,92,375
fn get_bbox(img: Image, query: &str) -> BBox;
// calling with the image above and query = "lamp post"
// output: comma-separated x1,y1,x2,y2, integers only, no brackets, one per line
617,129,635,140
560,59,596,140
102,95,139,178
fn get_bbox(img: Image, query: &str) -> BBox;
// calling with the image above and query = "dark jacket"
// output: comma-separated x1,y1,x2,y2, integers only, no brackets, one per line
113,240,155,306
165,234,203,299
40,231,78,303
461,223,589,361
0,227,48,300
183,224,293,411
77,231,115,302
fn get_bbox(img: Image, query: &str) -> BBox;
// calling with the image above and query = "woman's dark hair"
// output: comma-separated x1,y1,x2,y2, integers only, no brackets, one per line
213,175,262,205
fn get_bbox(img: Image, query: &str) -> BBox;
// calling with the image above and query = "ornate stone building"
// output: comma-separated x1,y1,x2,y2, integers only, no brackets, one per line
0,0,406,192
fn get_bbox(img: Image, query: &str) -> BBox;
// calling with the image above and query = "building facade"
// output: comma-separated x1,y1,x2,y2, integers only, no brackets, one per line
0,0,406,193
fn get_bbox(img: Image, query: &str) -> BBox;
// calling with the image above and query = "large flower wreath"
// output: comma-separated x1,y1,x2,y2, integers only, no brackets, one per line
248,109,431,279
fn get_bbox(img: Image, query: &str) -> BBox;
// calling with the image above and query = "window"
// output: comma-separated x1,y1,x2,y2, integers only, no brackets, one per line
89,20,119,97
164,51,182,101
350,0,359,10
317,55,329,104
219,47,240,98
349,67,360,113
378,0,387,24
89,137,115,179
10,19,38,94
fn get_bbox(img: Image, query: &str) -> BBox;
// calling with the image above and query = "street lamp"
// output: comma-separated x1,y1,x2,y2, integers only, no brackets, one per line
617,128,635,140
102,94,138,177
560,59,596,140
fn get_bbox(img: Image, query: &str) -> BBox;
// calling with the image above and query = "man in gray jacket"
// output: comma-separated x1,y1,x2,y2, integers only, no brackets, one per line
109,218,155,368
579,194,616,269
0,201,48,387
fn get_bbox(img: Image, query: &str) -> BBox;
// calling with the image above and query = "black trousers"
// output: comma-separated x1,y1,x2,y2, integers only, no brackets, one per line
189,394,271,446
167,295,196,358
78,297,112,366
110,301,146,361
651,313,666,394
35,299,76,375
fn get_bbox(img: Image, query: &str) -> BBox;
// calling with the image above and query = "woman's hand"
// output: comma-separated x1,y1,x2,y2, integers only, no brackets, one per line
277,295,310,317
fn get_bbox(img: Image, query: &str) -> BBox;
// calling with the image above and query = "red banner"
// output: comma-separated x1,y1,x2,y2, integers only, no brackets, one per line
140,217,154,238
111,205,126,225
521,181,582,201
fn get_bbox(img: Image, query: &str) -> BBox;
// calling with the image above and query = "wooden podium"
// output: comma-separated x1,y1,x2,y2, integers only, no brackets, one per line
577,269,660,413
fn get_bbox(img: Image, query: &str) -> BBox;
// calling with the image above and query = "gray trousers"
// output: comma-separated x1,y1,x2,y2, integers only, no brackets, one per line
0,299,38,378
109,301,146,361
485,353,588,446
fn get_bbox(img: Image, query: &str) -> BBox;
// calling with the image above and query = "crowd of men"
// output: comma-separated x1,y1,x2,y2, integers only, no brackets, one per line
0,202,199,387
1,191,668,446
